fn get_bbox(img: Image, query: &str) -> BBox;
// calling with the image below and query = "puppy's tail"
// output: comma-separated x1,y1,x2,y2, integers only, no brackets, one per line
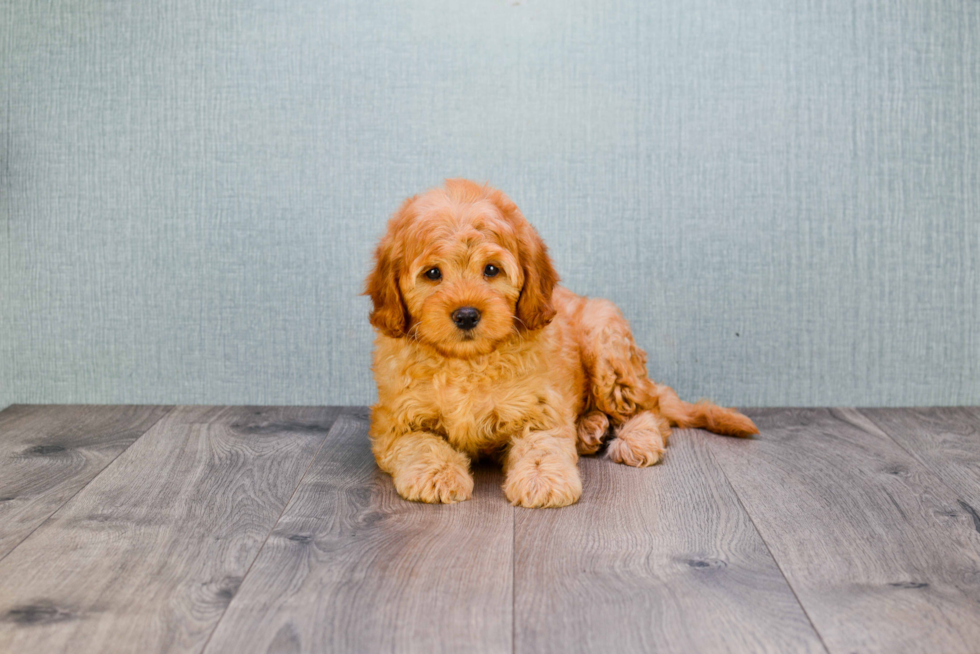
653,384,758,437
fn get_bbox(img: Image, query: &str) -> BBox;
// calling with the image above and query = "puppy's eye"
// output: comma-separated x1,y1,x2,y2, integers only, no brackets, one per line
484,264,500,278
424,267,442,281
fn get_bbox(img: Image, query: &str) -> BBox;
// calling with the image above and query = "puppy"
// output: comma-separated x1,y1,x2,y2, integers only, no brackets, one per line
365,180,758,508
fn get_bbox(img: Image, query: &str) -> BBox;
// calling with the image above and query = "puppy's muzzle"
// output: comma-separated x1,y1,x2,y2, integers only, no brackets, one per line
451,306,481,331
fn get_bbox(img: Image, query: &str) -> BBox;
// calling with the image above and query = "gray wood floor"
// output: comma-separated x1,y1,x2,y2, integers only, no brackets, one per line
0,406,978,654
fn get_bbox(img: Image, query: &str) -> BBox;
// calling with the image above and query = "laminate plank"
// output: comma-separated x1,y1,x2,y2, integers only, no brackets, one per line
514,430,826,654
0,404,173,559
710,408,980,654
203,408,514,654
0,405,340,654
859,407,980,509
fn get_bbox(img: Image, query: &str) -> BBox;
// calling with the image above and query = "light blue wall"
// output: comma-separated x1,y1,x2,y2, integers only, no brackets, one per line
2,0,978,408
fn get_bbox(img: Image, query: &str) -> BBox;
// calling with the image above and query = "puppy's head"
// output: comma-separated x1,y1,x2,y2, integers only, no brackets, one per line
365,179,559,358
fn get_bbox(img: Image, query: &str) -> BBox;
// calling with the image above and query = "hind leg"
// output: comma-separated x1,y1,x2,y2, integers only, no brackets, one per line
576,410,609,455
576,297,659,424
607,410,671,467
572,295,758,446
573,297,671,465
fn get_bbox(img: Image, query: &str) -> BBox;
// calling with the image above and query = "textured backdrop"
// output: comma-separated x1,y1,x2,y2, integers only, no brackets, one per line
2,0,978,408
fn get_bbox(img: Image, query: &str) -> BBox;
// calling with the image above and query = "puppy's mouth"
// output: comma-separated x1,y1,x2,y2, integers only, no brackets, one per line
460,332,476,341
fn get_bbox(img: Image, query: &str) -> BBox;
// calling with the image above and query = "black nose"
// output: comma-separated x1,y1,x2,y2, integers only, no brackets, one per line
451,306,481,331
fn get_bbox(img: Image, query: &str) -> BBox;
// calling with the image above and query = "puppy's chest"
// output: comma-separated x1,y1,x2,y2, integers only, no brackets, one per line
420,365,545,453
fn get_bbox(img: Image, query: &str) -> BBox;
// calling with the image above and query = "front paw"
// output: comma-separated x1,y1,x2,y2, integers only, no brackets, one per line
504,455,582,508
393,456,474,504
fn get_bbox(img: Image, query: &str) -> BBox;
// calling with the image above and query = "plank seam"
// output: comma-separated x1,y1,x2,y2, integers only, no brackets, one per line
511,499,516,654
701,430,833,654
0,405,176,566
198,406,345,654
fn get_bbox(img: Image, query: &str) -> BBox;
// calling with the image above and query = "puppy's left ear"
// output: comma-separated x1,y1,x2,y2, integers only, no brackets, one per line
487,188,559,331
515,221,559,331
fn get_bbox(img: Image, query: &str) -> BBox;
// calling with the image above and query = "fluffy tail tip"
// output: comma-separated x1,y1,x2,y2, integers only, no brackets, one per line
727,412,759,437
702,402,759,438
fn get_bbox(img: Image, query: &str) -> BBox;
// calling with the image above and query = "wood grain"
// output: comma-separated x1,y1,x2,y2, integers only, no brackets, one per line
514,430,826,654
0,404,172,559
4,405,979,653
203,407,514,654
0,405,340,654
859,407,980,509
710,408,980,654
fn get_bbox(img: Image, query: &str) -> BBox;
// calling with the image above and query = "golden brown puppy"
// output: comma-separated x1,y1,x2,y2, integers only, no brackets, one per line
365,180,757,508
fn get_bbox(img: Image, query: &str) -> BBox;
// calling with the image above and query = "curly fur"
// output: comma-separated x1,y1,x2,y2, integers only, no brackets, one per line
365,180,758,508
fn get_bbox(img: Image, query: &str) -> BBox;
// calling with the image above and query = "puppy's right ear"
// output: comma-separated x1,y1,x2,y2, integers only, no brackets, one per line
364,231,409,339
